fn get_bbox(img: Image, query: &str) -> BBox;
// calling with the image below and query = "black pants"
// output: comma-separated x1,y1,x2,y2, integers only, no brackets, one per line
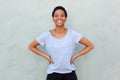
46,71,78,80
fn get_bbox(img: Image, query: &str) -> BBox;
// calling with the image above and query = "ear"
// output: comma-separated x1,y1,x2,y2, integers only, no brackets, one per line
65,18,67,22
52,17,55,22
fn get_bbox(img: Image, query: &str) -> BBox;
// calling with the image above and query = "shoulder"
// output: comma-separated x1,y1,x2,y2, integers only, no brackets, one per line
40,31,50,36
68,28,82,35
36,31,50,39
68,29,83,43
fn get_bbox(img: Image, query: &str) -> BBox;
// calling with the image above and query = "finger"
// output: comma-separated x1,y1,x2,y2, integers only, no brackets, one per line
70,60,74,64
49,60,54,64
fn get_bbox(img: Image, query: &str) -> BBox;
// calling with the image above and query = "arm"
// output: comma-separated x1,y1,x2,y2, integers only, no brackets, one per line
28,40,54,64
71,37,94,64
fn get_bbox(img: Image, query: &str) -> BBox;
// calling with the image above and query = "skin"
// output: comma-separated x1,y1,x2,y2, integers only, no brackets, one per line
28,9,94,64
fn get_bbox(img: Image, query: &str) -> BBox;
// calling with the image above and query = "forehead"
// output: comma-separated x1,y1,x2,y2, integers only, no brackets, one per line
54,9,65,14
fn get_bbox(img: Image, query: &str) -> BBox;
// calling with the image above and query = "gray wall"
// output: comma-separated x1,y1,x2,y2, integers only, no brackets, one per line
0,0,120,80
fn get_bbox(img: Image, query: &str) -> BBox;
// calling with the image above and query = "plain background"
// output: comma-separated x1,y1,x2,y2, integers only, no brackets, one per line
0,0,120,80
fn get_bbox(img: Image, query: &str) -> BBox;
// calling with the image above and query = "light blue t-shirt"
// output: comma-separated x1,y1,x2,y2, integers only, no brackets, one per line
36,29,83,74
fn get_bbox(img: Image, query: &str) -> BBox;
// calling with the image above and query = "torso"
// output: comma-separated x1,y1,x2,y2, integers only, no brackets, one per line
36,28,83,74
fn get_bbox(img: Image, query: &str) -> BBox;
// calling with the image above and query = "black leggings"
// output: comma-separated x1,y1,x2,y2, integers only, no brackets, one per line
46,71,78,80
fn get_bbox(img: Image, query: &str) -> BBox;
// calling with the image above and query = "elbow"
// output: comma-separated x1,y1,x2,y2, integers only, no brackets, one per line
87,43,94,50
28,40,39,52
28,45,36,53
90,44,94,50
28,44,34,51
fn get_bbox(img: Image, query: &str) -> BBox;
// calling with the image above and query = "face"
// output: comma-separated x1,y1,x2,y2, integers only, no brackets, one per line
53,9,67,27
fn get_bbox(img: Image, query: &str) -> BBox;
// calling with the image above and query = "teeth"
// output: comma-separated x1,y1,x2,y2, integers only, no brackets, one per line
57,20,62,23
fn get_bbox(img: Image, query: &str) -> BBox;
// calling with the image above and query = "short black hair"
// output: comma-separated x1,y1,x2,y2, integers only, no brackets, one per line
52,6,67,17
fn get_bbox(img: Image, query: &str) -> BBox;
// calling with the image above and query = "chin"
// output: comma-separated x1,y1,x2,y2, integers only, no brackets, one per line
56,25,64,27
56,23,64,27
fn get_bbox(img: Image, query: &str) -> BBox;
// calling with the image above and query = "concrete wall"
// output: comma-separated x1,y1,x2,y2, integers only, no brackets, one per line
0,0,120,80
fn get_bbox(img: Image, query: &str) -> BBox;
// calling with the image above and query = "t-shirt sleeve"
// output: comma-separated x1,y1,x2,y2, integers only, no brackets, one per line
36,32,48,46
72,30,83,44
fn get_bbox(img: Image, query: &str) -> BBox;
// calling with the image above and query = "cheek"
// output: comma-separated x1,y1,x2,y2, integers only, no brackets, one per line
64,18,67,21
52,17,67,22
52,18,56,22
62,18,67,23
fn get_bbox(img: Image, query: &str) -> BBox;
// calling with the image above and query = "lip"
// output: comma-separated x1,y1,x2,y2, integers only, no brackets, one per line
57,20,63,23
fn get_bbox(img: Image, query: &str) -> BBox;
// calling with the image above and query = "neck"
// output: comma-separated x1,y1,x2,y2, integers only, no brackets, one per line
55,27,66,33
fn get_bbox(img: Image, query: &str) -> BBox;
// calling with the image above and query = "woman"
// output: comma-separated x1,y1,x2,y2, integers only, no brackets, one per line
28,6,94,80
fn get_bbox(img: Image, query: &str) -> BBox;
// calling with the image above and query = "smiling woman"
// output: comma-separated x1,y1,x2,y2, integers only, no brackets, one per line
52,6,67,28
50,6,67,39
53,9,66,27
28,6,94,80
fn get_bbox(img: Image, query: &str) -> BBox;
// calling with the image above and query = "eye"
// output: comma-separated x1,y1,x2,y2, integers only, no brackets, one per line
54,14,58,17
54,14,65,17
61,14,65,17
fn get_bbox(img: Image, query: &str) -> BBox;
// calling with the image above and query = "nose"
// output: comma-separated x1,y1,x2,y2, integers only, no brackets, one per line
57,16,63,19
